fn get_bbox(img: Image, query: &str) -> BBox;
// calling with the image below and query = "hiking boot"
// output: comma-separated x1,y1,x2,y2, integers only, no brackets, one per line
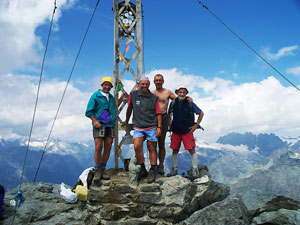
147,167,157,183
100,167,110,180
93,168,102,184
192,168,200,178
157,164,164,176
137,167,148,181
167,167,178,177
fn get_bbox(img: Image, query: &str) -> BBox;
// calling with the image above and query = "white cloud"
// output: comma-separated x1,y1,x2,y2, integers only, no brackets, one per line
144,69,300,142
286,66,300,76
1,70,300,143
0,73,91,142
0,0,76,74
264,45,299,61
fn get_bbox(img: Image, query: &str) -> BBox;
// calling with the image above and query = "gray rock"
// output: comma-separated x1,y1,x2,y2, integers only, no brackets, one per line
3,182,89,225
128,156,141,189
183,195,249,225
133,192,161,204
251,209,300,225
161,176,191,206
3,169,299,225
140,183,161,192
249,195,300,224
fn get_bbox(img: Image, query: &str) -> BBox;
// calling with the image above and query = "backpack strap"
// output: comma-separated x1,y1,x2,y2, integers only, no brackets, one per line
189,101,195,125
168,99,176,126
169,99,176,116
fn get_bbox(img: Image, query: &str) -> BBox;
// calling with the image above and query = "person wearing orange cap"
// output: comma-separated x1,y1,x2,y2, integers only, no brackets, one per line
85,76,125,185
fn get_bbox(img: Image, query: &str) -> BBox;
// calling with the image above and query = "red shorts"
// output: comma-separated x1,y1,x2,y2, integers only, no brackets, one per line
170,132,195,150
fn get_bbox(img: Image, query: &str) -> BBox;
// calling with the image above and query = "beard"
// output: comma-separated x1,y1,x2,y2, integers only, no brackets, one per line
178,96,185,101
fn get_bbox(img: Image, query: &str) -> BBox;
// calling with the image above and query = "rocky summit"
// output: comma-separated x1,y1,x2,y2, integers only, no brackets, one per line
2,168,300,225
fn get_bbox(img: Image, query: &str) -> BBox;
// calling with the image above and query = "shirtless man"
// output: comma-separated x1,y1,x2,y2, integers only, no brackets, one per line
152,74,176,175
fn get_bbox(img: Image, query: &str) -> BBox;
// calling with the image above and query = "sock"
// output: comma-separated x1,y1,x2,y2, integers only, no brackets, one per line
100,163,106,168
140,163,145,168
151,165,156,169
191,153,198,168
95,165,101,169
172,154,178,168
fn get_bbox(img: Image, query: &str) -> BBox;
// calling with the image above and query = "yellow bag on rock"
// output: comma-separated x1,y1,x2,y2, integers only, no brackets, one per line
74,185,88,201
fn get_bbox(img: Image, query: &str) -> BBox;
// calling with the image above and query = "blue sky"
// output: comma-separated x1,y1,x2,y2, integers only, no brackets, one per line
30,0,300,87
1,0,300,143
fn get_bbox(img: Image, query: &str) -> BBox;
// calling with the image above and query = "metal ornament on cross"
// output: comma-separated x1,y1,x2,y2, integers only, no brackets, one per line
113,0,143,169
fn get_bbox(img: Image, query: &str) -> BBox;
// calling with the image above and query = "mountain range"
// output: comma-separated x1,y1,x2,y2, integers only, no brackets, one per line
1,132,300,201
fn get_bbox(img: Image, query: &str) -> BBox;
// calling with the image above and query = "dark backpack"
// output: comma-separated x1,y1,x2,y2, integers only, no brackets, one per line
169,99,204,131
169,98,194,124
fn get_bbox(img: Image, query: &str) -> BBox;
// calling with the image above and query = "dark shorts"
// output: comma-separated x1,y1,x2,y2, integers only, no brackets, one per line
161,113,168,133
93,127,114,138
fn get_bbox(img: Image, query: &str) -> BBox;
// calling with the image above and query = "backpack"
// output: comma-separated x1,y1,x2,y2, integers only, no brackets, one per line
169,99,204,131
169,98,194,125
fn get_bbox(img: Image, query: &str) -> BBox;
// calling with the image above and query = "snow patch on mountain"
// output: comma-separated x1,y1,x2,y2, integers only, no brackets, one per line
290,152,300,159
196,138,251,154
280,136,300,145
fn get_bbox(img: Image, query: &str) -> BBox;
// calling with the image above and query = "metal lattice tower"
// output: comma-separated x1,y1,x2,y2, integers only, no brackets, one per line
113,0,143,169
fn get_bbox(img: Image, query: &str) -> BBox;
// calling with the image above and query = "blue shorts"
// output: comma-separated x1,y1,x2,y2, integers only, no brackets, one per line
133,128,157,142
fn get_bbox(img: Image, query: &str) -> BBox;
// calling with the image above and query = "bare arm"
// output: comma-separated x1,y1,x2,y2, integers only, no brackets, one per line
118,92,128,106
196,111,204,125
169,90,176,100
90,116,101,128
190,111,204,133
122,106,132,126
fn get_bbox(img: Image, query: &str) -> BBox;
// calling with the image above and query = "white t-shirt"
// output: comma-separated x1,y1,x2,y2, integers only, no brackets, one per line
101,91,109,101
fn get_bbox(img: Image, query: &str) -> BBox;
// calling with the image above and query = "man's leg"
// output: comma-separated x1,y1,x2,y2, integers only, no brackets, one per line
167,149,179,177
93,137,104,184
102,136,113,164
147,140,157,166
167,132,182,177
190,150,199,177
94,137,104,166
147,140,158,183
134,136,148,181
157,132,166,175
98,136,113,180
189,149,197,168
134,137,145,164
182,132,199,177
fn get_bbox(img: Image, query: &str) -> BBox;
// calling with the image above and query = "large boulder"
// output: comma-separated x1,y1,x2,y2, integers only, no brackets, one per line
250,196,300,225
183,195,249,225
